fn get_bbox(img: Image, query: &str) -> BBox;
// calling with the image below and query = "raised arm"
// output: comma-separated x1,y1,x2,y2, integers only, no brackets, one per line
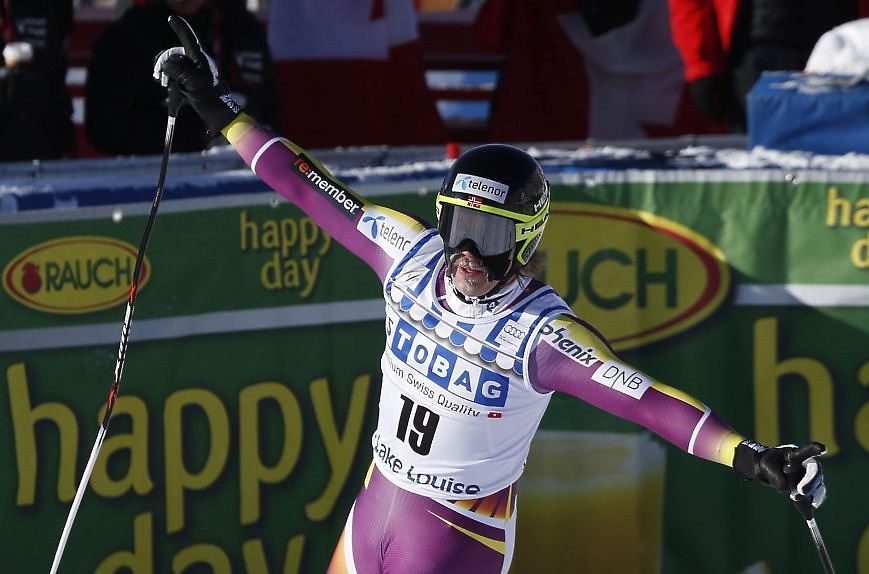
222,115,428,281
152,16,427,281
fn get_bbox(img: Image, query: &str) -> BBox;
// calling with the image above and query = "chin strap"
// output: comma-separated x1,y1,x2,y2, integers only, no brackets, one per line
445,274,527,323
450,281,507,305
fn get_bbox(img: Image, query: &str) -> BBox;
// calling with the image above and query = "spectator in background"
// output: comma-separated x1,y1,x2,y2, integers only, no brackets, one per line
266,0,446,148
85,0,281,156
805,17,869,75
0,0,76,161
668,0,867,131
474,0,721,142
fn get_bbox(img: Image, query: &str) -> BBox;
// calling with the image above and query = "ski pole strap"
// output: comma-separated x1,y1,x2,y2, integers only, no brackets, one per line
732,439,769,482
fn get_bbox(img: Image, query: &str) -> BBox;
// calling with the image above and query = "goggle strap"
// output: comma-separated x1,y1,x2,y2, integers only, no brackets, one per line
436,194,549,239
436,194,535,222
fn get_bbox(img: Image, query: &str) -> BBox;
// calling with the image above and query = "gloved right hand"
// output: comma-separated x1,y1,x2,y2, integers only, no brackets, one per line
152,15,241,131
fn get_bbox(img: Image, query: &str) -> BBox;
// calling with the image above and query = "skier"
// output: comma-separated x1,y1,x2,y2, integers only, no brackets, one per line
154,17,828,573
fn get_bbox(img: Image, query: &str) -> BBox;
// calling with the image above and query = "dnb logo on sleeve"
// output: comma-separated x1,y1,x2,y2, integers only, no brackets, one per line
541,321,651,399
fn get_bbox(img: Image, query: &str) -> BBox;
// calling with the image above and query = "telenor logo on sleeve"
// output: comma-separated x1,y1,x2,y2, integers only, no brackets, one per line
3,236,148,314
359,206,414,259
452,173,509,204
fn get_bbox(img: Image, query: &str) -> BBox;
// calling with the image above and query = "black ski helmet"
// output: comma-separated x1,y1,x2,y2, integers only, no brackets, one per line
435,144,550,281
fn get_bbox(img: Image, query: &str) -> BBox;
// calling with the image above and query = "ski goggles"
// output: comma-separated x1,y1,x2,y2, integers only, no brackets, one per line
436,194,549,265
438,204,516,257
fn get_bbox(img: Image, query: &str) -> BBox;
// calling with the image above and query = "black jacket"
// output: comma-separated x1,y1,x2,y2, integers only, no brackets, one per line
85,1,281,155
0,0,75,160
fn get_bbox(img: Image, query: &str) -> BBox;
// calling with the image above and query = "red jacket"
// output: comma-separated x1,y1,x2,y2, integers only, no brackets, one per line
667,0,738,82
668,0,869,82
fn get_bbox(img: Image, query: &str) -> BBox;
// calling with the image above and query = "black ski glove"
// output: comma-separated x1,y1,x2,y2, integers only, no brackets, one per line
152,15,241,132
733,440,827,508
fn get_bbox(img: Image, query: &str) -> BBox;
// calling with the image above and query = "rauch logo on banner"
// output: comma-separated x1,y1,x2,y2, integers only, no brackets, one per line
3,236,149,314
542,202,730,351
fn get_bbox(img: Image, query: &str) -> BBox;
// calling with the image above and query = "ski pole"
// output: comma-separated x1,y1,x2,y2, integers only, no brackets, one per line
791,493,836,574
784,444,835,574
48,83,184,574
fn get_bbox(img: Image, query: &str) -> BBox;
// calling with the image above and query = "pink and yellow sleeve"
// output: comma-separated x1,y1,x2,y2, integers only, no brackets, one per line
529,315,744,466
221,114,427,282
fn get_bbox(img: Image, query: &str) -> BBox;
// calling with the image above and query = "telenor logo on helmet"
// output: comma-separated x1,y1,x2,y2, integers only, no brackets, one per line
452,173,509,204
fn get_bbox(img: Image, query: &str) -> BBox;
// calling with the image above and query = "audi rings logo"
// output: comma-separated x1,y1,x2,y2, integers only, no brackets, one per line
502,324,526,339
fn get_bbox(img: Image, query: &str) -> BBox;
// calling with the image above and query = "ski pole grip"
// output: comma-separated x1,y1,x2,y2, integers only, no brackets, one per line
783,442,825,474
168,15,203,63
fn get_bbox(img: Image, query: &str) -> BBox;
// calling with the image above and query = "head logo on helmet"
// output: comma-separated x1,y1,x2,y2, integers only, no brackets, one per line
436,144,550,281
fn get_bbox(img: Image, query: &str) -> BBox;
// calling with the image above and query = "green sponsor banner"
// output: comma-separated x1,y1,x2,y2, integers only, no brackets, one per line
1,170,867,573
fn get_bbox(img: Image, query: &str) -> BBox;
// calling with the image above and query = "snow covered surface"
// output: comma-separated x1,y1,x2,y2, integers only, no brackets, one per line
3,135,869,213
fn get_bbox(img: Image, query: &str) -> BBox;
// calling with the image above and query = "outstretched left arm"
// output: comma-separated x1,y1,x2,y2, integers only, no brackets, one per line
528,314,828,506
527,314,743,466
